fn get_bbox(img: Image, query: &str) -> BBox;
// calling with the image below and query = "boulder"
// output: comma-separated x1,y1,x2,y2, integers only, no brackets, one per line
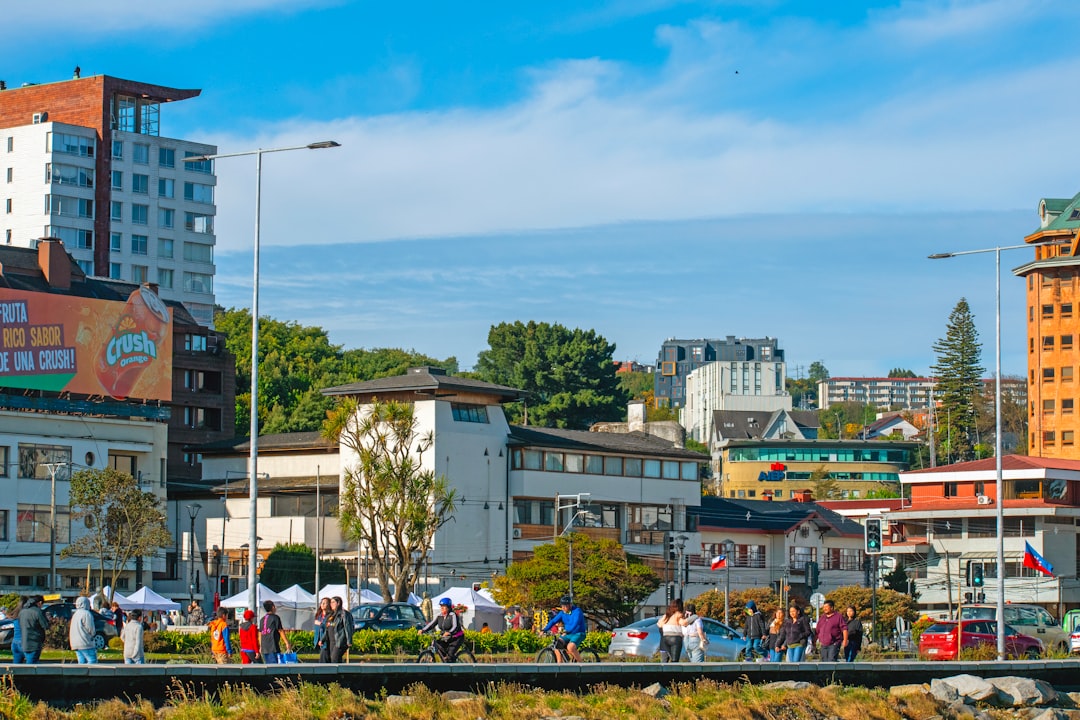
441,691,478,701
762,681,812,691
930,678,960,705
940,675,997,703
989,677,1057,707
640,683,669,699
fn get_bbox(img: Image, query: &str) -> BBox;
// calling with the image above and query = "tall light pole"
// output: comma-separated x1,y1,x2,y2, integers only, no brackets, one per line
187,503,202,611
554,493,591,601
722,538,735,626
185,140,340,615
43,462,68,594
929,240,1065,660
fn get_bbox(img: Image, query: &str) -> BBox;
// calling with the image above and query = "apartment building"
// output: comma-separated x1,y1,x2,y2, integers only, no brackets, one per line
818,376,1027,412
655,336,784,409
1014,192,1080,459
0,73,217,326
683,359,791,442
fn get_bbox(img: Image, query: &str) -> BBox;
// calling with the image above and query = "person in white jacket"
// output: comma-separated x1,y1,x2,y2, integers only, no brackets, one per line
69,596,98,664
122,609,145,664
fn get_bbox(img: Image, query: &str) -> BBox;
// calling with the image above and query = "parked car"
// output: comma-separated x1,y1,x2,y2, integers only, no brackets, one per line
1061,609,1080,654
42,603,118,650
608,616,746,661
918,620,1043,660
959,604,1067,652
350,602,427,631
0,618,13,649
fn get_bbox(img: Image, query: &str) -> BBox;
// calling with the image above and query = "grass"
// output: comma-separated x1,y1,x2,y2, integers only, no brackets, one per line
0,677,993,720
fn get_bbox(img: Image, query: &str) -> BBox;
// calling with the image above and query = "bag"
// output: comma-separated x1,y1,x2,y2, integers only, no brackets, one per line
281,651,299,664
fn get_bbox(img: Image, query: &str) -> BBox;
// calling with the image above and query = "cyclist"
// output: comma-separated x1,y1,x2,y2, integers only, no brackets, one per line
420,597,465,662
542,595,585,663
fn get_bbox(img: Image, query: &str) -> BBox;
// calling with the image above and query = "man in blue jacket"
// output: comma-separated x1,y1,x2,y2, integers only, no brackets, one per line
543,595,586,662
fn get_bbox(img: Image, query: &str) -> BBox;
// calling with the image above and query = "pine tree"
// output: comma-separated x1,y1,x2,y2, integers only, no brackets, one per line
930,298,984,463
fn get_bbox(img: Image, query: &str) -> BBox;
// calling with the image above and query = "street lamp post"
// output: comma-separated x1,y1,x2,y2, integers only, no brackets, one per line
187,503,202,611
722,538,735,626
929,240,1065,660
185,140,340,615
555,493,591,601
674,534,688,601
43,462,68,594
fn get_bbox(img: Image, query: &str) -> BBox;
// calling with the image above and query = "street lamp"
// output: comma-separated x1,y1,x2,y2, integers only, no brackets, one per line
722,538,735,626
187,503,202,610
185,140,340,615
43,462,68,593
674,534,688,601
929,240,1065,660
555,493,591,601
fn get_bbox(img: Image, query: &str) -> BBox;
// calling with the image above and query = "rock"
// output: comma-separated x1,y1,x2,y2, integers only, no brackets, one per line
441,691,477,701
1028,710,1068,720
940,675,997,703
640,683,669,699
385,695,411,707
946,701,976,718
990,676,1058,707
762,681,812,691
930,678,960,705
890,684,929,698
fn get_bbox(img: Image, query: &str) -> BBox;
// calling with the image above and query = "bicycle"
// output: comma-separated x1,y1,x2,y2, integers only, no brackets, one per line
535,634,601,663
417,634,477,663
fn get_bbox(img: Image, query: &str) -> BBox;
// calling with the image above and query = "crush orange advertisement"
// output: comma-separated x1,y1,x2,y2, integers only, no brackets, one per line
0,286,172,401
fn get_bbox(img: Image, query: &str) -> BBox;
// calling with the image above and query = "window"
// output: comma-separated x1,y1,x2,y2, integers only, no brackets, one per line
158,178,174,198
183,182,214,204
933,519,961,537
157,268,173,289
48,132,94,157
185,151,212,173
111,201,122,222
131,265,147,283
1064,399,1074,414
132,173,148,194
158,207,174,228
131,234,148,255
76,259,92,275
624,457,642,476
522,449,541,470
5,137,10,152
46,163,93,187
133,143,149,164
157,237,173,258
585,455,604,474
603,456,623,475
1043,305,1055,319
17,504,70,543
183,242,213,263
5,168,10,183
968,517,996,538
111,170,122,190
1044,399,1056,413
1044,368,1056,382
1064,431,1075,446
789,546,816,571
112,140,123,159
184,212,213,234
1044,431,1057,445
944,481,958,497
565,453,584,473
450,403,488,423
131,204,148,225
825,548,863,571
18,444,71,479
110,232,121,252
47,195,93,218
544,452,563,472
183,272,213,294
184,334,208,352
1063,366,1074,382
109,262,121,279
682,461,699,480
159,147,175,168
662,460,680,479
1064,303,1074,319
47,226,92,250
643,459,661,478
183,407,221,430
1044,336,1055,349
1063,335,1074,350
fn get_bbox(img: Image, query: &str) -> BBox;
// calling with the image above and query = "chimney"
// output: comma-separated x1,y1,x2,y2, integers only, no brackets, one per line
37,238,71,290
627,400,646,433
792,489,813,503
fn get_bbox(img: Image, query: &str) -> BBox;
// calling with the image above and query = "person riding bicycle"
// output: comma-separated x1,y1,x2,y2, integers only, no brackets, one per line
420,597,465,662
542,595,585,662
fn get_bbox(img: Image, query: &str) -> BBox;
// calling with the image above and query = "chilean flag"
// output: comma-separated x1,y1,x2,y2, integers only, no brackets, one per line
1023,542,1054,577
711,554,727,570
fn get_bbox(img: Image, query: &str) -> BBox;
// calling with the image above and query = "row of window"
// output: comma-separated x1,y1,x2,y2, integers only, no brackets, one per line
511,448,700,481
1036,335,1075,351
101,262,210,292
1033,303,1074,320
728,447,910,463
1041,430,1076,446
111,140,211,174
514,500,685,536
729,487,868,499
108,232,213,262
901,517,1037,538
1034,367,1079,382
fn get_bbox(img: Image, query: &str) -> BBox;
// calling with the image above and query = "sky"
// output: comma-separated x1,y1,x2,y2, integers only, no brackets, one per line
5,0,1080,376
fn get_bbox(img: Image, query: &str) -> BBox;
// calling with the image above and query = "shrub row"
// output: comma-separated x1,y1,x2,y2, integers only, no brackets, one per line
128,627,612,656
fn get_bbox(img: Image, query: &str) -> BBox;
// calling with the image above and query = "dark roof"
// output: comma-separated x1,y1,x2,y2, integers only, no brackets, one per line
193,431,335,455
322,366,524,402
712,409,819,441
206,474,339,496
691,496,863,537
508,426,708,461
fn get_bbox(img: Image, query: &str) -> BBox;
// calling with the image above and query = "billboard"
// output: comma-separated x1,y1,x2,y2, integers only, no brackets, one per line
0,286,172,401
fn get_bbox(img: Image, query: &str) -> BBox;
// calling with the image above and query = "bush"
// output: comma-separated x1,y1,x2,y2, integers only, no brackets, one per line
285,630,314,652
142,630,209,654
44,618,69,650
909,616,935,646
108,636,124,652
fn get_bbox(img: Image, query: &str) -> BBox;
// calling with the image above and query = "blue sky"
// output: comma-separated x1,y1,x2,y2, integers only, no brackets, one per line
6,0,1080,376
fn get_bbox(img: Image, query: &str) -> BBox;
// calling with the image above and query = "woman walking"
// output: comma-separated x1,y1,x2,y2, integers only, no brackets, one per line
844,606,864,662
314,597,332,663
764,608,785,662
657,599,684,662
778,604,812,662
681,602,707,662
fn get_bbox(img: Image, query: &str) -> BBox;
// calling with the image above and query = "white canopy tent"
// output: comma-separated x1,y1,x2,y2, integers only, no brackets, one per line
433,587,505,631
317,584,361,608
220,584,286,610
115,587,181,612
275,584,318,631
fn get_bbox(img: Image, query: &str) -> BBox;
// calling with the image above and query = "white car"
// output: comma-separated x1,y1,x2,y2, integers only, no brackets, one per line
608,617,746,661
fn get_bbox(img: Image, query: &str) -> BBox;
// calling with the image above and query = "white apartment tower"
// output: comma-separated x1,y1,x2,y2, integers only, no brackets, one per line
683,359,792,442
0,73,217,326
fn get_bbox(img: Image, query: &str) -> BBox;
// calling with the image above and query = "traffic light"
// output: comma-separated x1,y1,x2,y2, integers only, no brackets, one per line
972,562,985,589
665,582,675,603
864,517,883,555
806,560,820,590
218,575,228,598
667,534,677,560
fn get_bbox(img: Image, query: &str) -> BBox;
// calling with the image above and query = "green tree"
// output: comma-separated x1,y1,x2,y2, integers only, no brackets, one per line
810,465,841,500
690,587,794,624
323,398,456,602
931,299,984,463
216,308,457,436
888,368,918,378
257,542,346,591
61,467,172,600
881,561,919,600
617,370,654,401
785,377,818,409
824,585,919,642
492,533,660,629
474,321,628,429
808,361,830,383
973,375,1028,455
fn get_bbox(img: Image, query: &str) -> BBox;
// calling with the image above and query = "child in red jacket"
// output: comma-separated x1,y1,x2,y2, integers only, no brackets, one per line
238,609,258,664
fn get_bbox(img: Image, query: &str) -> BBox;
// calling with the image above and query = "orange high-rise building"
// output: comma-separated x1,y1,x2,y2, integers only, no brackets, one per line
1014,195,1080,458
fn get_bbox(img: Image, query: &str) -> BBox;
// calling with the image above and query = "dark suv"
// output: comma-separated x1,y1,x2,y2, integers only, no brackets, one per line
43,603,118,650
350,602,427,631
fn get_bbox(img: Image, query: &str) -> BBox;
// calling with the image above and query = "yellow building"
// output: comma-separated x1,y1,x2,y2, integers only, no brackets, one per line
1014,194,1080,459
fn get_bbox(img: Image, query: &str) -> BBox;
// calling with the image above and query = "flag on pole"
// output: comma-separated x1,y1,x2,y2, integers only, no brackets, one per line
711,554,727,570
1023,542,1054,577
